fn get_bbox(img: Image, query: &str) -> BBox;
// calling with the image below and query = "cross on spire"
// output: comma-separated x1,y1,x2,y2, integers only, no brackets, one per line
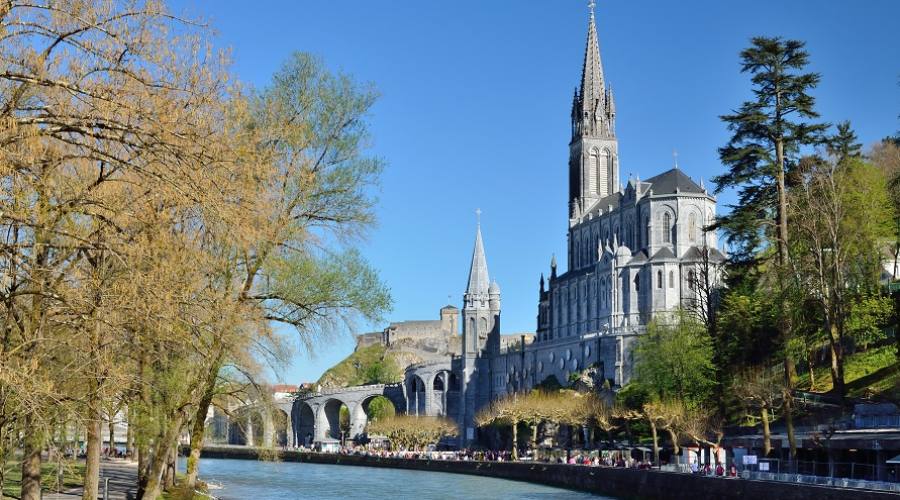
673,149,679,169
475,208,482,226
589,0,596,17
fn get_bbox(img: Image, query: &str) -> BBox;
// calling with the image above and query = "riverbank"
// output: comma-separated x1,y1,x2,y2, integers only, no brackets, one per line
192,446,896,499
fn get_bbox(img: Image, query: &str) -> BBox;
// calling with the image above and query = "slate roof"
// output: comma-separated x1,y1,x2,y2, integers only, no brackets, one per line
627,250,648,265
650,247,677,261
644,168,705,195
681,246,728,262
585,191,623,215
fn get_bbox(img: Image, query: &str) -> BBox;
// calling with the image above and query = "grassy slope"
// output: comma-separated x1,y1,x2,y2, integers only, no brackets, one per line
316,343,402,388
798,345,900,401
2,460,84,499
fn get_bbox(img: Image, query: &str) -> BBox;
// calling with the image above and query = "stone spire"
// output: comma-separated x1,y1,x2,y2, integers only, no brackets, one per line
465,219,490,296
569,1,619,221
579,2,604,113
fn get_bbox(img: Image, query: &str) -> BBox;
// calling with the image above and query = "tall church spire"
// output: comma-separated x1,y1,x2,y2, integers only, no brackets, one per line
466,215,489,296
568,2,619,223
580,2,604,112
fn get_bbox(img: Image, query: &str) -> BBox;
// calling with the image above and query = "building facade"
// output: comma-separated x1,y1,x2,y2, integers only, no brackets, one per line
452,6,724,445
291,6,725,448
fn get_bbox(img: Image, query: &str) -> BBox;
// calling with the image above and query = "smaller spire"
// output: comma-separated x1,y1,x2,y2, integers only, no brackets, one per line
539,273,545,293
550,254,557,279
612,233,618,249
673,149,679,169
700,177,705,190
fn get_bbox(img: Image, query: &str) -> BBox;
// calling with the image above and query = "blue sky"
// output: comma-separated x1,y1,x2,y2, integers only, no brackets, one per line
172,1,900,384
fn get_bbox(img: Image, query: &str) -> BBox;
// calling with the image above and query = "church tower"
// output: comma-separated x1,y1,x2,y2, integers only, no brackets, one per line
459,215,500,444
569,3,619,222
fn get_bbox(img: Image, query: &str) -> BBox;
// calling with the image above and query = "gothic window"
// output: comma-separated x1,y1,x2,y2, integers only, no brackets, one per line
633,273,640,293
657,270,663,289
600,149,611,197
688,213,697,243
662,213,672,244
669,270,674,288
589,148,599,195
687,270,696,291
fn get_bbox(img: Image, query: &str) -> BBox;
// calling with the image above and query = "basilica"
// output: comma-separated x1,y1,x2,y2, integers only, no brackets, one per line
292,6,725,448
452,6,725,443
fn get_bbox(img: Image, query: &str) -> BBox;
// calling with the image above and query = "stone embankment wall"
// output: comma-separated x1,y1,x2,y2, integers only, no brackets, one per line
193,446,896,500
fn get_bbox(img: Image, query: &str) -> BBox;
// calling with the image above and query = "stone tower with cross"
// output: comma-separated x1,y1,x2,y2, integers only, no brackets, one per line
458,212,501,444
569,0,619,223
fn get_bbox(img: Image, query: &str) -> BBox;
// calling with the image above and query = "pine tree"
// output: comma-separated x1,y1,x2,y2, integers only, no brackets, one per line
828,120,863,163
712,36,827,460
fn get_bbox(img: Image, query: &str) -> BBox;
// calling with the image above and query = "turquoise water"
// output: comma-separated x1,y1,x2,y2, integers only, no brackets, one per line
186,457,608,499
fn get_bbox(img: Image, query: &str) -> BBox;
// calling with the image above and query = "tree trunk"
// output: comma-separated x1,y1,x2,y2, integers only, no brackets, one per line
649,420,660,467
20,417,42,500
530,423,538,460
186,355,222,489
163,446,177,490
761,406,772,457
138,412,185,500
510,422,518,461
782,360,797,459
807,348,816,390
775,135,798,461
83,413,102,500
827,321,846,397
109,416,116,456
666,428,680,464
127,407,135,460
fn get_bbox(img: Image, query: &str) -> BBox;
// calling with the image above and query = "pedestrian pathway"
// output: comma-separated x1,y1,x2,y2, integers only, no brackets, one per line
43,460,137,500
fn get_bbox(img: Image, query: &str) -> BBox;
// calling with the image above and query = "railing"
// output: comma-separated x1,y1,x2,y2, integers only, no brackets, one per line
661,462,900,493
855,415,900,429
742,470,900,493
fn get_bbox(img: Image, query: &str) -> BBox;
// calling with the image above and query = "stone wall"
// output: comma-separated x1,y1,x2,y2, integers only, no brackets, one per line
193,446,896,500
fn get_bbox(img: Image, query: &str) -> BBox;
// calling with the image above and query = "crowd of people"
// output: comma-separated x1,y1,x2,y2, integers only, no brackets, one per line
296,443,742,478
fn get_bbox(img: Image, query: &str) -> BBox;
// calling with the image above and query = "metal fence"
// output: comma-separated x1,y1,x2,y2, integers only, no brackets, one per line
660,460,900,493
742,470,900,493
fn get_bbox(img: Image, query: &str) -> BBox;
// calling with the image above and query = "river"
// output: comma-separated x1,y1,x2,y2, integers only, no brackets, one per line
184,457,610,499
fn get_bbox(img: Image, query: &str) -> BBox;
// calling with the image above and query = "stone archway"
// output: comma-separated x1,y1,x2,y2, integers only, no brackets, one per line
296,402,316,447
272,408,290,447
406,375,427,416
322,398,350,442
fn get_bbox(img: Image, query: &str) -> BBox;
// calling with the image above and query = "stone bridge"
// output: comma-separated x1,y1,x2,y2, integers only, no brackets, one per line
292,383,406,446
213,399,294,447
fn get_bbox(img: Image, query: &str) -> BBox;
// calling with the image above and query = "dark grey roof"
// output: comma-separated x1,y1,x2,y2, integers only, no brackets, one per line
650,247,677,261
440,305,458,310
586,191,622,215
644,168,705,195
682,246,727,262
627,250,648,265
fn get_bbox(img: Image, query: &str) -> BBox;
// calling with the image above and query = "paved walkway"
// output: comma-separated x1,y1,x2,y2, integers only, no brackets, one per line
43,460,138,500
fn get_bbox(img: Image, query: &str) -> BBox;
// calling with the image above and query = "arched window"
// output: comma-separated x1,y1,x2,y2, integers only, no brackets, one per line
662,213,672,244
633,273,640,292
668,270,674,288
687,271,696,290
599,149,610,197
589,149,599,195
479,317,487,332
688,213,697,243
657,270,663,289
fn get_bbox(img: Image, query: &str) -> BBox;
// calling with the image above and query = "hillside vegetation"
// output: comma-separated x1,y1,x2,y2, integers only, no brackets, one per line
798,345,900,401
317,344,403,389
